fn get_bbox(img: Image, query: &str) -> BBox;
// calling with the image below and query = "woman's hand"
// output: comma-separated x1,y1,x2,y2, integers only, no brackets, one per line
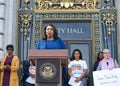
75,77,81,82
29,70,36,77
4,64,11,70
109,67,113,70
69,73,73,77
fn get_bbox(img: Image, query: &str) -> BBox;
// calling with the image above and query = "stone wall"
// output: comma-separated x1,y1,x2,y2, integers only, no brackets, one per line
0,0,18,61
0,0,5,61
115,0,120,65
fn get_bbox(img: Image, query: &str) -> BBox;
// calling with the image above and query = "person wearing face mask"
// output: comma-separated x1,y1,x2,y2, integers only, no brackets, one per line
97,49,119,70
36,24,67,86
0,44,20,86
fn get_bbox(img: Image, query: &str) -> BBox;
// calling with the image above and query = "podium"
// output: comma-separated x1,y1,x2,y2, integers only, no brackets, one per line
28,49,68,86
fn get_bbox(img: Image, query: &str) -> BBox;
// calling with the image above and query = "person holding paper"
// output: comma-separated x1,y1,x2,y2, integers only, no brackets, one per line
97,49,119,70
68,49,88,86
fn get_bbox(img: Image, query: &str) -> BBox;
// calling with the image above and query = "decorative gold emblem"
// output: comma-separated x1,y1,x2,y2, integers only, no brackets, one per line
102,12,116,35
18,14,33,38
40,63,56,80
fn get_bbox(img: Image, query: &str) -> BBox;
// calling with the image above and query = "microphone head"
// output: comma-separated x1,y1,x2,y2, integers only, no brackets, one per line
106,62,109,66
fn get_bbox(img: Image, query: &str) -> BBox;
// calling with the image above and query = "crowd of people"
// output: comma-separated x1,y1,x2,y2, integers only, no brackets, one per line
0,24,119,86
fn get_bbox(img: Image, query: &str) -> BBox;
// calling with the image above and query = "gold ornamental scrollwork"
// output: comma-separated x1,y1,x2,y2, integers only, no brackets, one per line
34,0,100,10
24,0,29,4
102,13,116,35
34,0,52,10
19,0,32,10
105,0,110,3
18,14,33,38
102,6,115,10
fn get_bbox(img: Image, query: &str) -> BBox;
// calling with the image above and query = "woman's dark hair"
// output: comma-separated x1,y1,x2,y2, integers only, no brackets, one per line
6,44,14,51
30,59,35,66
71,49,82,60
97,52,103,61
43,24,58,40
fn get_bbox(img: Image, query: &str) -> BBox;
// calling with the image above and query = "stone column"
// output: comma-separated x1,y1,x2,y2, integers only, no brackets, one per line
0,0,5,61
115,0,120,65
3,0,18,55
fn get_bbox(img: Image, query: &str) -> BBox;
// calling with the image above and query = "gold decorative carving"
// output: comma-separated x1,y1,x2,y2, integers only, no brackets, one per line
19,7,32,10
34,0,99,10
35,0,52,10
35,13,97,19
19,14,32,26
102,6,115,9
105,0,110,3
60,2,74,8
19,0,32,10
102,13,116,35
24,0,29,4
19,14,33,38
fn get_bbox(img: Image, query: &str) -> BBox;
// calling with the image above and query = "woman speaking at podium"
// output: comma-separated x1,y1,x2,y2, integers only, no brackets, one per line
36,24,66,49
36,24,67,86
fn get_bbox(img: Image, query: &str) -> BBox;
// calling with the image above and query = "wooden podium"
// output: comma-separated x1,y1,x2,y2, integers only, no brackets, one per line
28,49,68,86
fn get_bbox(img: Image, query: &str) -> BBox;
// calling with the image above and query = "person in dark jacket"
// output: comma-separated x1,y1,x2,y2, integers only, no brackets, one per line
21,60,30,86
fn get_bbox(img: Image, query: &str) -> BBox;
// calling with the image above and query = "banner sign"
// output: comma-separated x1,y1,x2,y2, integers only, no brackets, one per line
93,68,120,86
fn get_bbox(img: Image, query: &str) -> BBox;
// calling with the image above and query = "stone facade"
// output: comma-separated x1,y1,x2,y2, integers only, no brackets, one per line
0,0,120,64
115,0,120,65
0,0,18,61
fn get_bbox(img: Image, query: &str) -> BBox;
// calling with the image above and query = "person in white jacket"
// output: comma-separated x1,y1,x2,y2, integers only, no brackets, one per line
25,59,36,86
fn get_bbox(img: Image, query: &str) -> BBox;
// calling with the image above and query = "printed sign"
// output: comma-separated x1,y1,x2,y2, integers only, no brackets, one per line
93,68,120,86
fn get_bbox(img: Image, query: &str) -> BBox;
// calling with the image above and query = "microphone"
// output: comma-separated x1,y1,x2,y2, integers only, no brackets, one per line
106,62,109,66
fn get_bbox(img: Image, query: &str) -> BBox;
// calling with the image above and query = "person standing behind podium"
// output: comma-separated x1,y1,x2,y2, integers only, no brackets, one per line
36,24,66,49
36,24,66,86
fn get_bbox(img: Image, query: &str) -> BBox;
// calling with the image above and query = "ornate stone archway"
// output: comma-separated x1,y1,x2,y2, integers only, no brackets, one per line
18,0,118,85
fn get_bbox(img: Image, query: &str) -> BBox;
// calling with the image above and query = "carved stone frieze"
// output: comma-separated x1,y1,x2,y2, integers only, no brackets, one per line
34,0,100,10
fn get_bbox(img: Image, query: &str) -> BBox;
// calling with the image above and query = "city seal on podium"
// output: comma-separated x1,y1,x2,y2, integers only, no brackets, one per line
39,62,57,80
